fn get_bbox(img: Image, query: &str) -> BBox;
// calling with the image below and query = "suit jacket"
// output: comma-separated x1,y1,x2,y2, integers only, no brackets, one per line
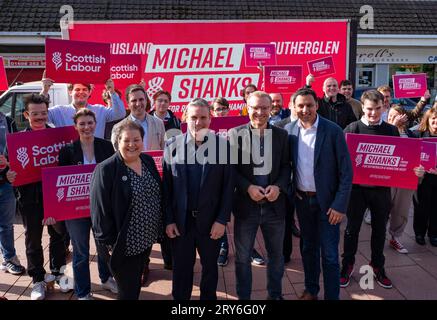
58,137,114,166
230,123,291,219
90,152,162,270
162,132,234,236
285,116,353,214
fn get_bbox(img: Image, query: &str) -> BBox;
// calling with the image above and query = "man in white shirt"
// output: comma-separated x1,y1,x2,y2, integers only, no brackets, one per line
285,88,353,300
41,78,126,139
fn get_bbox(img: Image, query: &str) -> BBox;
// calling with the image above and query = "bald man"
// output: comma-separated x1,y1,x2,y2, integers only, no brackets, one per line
306,75,357,129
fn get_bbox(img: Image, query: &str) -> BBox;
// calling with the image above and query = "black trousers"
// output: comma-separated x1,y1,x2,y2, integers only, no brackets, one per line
20,203,67,283
171,217,221,300
112,250,148,300
283,197,295,260
145,236,172,266
342,186,391,269
413,177,437,238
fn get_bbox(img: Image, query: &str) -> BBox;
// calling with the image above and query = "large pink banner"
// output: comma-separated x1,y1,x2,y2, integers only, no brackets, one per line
181,116,249,138
346,133,421,190
42,164,96,221
6,126,78,186
45,38,111,83
68,20,350,116
263,65,303,93
392,73,427,98
244,43,277,67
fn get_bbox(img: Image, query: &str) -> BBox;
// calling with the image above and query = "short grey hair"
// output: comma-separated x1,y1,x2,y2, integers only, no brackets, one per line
247,91,272,105
187,97,210,108
110,118,144,151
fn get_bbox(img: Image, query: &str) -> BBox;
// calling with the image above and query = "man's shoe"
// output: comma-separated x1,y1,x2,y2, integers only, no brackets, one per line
217,248,228,267
141,264,149,286
251,249,265,265
101,277,118,294
298,291,318,300
364,209,371,225
55,274,74,293
390,237,408,254
372,266,392,289
429,237,437,247
78,293,94,300
415,235,426,245
291,224,301,238
0,256,25,275
31,281,47,300
340,264,354,288
267,295,284,300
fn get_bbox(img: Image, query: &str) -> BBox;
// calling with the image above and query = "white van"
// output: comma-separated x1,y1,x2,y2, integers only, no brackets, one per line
0,82,71,130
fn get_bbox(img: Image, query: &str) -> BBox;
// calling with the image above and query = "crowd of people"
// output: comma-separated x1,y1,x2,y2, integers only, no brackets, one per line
0,73,436,301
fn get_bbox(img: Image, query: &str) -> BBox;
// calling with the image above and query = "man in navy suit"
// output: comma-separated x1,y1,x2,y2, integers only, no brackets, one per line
163,98,234,300
285,88,353,300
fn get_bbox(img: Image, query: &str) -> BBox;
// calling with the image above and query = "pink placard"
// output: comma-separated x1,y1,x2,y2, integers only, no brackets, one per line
392,73,427,98
307,56,336,77
244,43,277,67
144,150,163,178
6,126,79,186
45,38,111,83
420,141,437,171
0,57,8,91
263,65,303,93
42,164,96,221
181,116,249,139
346,133,421,190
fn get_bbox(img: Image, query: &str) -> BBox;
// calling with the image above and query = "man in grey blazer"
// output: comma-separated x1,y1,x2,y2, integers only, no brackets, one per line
285,88,353,300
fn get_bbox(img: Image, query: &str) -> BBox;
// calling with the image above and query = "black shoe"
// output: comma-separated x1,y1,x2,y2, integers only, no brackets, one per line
291,224,301,238
415,235,426,245
267,295,284,300
429,237,437,247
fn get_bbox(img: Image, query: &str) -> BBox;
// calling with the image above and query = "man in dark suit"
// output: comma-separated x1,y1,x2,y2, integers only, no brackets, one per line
285,88,353,300
230,91,291,300
163,98,234,300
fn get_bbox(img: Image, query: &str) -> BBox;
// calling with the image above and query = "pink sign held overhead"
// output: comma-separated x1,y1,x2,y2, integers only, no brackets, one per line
264,65,303,93
307,56,336,77
346,133,421,190
144,150,163,178
42,164,96,221
244,43,277,67
392,73,427,98
420,141,437,171
110,54,142,85
0,57,8,91
45,38,111,83
6,126,79,186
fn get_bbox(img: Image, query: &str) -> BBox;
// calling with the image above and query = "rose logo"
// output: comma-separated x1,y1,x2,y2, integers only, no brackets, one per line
52,52,62,70
57,188,65,202
146,77,164,102
16,147,29,169
355,154,363,167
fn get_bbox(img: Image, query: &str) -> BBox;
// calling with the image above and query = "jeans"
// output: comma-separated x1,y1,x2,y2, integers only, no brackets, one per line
0,183,16,261
234,203,285,300
65,218,112,298
295,194,340,300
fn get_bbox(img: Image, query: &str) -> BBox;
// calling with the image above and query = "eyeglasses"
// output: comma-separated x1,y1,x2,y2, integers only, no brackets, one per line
214,108,229,112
